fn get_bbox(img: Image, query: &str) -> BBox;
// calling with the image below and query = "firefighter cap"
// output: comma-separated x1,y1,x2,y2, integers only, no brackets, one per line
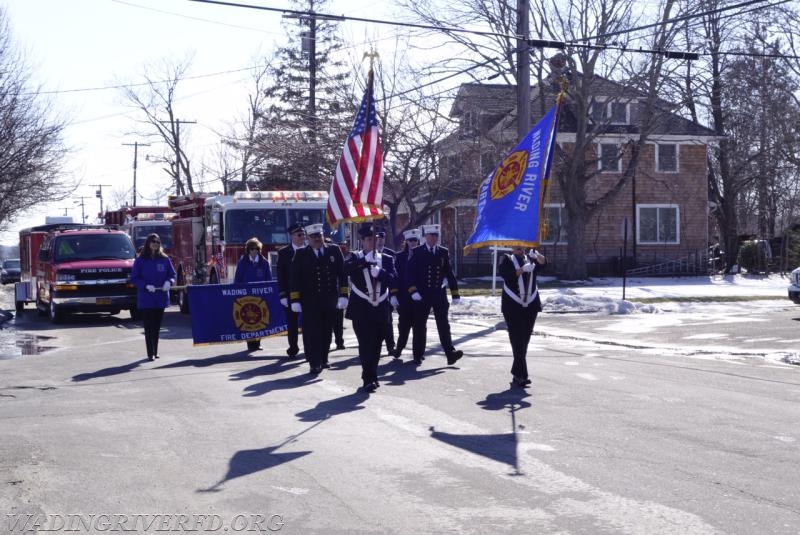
422,224,440,236
287,222,305,234
304,223,324,236
358,224,374,239
403,228,422,241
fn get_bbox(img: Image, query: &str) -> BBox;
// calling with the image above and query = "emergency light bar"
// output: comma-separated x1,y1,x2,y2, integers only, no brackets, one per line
232,191,327,202
131,212,177,221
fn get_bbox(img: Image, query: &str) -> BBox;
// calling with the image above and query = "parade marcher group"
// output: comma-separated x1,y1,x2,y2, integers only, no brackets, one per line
130,233,176,361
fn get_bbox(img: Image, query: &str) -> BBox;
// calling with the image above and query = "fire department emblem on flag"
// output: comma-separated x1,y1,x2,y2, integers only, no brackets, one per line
490,150,528,200
233,296,269,332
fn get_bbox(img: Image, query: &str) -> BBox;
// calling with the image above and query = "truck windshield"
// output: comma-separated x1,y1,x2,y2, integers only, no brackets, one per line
132,225,173,250
224,207,344,246
53,234,136,262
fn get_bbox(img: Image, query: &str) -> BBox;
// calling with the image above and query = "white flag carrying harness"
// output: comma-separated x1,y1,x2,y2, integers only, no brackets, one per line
349,250,388,306
503,254,538,307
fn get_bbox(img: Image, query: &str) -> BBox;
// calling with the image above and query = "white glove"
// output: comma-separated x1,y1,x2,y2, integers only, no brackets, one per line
522,263,535,273
145,284,156,293
411,292,422,302
280,297,288,307
390,296,399,309
291,302,302,313
370,266,381,278
162,281,171,291
337,297,349,310
451,297,461,305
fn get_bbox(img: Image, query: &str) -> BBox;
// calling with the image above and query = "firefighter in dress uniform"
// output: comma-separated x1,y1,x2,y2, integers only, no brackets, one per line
498,246,546,387
277,222,306,358
391,227,422,360
405,224,463,365
289,223,348,375
345,224,398,392
374,227,396,356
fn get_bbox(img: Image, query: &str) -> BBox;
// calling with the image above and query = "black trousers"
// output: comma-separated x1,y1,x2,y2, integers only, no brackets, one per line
301,303,336,368
502,303,538,379
351,301,387,383
382,304,395,352
142,307,166,358
394,298,413,354
285,307,300,353
333,309,344,346
412,294,455,359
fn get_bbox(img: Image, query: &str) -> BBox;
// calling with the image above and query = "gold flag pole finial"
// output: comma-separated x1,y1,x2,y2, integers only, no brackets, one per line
363,49,379,72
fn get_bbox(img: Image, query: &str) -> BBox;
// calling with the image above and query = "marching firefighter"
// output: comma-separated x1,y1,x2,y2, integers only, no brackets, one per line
277,222,306,358
498,246,546,387
391,227,422,360
405,224,463,366
345,223,398,392
289,223,348,375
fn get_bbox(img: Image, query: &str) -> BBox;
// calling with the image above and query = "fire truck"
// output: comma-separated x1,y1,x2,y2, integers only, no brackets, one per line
14,223,139,322
168,190,344,313
104,206,174,253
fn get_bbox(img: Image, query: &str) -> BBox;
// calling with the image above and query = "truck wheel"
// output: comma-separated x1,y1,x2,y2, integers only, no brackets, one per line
178,289,190,314
36,296,47,317
49,299,64,323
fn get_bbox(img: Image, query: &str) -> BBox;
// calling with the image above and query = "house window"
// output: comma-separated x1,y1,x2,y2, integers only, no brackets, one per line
599,143,621,172
480,150,496,178
638,204,679,244
541,204,567,243
657,143,678,173
446,155,460,181
589,100,629,124
609,102,628,124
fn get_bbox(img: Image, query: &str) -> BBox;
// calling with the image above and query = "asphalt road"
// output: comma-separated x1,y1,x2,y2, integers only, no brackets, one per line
1,289,799,534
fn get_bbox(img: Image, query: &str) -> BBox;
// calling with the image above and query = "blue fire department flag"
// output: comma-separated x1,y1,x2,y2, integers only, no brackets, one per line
188,282,287,345
464,101,561,253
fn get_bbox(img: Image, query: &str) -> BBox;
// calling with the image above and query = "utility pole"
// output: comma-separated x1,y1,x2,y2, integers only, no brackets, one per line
91,184,113,216
516,0,531,141
159,119,196,195
74,196,90,223
123,141,151,207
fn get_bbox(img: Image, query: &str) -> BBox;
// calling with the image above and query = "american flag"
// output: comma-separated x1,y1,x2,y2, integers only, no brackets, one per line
326,69,384,228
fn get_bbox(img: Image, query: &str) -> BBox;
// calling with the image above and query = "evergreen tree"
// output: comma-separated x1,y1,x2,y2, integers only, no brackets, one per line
251,0,355,191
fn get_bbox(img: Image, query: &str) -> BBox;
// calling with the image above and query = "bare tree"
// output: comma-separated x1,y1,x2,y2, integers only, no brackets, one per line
120,56,195,196
0,7,72,232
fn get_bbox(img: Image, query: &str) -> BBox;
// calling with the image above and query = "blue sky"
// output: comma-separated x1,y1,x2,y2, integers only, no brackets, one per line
0,0,394,245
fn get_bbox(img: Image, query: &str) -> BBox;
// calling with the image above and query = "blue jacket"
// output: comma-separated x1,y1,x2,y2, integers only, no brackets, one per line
234,254,273,283
131,255,176,309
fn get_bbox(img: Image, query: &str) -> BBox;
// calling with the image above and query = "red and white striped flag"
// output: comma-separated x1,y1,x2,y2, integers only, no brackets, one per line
326,69,384,228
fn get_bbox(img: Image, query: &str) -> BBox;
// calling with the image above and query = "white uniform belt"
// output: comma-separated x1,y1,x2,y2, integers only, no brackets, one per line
350,284,389,306
502,284,538,307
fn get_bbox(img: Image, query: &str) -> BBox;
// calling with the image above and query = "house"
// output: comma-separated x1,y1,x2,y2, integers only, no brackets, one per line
426,77,718,277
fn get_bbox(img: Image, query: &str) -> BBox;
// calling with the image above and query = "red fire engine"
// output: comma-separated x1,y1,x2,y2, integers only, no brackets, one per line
104,205,175,252
15,223,139,322
168,190,344,313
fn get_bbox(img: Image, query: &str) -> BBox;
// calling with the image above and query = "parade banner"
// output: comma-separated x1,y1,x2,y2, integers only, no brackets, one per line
187,282,287,346
464,100,561,253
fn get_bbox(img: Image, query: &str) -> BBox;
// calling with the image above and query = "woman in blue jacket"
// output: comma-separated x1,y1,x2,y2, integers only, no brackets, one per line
234,237,273,351
131,233,176,361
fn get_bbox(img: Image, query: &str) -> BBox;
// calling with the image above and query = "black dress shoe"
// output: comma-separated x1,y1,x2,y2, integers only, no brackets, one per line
154,355,160,359
512,376,531,387
446,350,463,365
322,362,331,369
362,382,377,393
412,358,422,365
310,366,322,375
335,343,345,350
373,381,380,388
148,356,155,361
287,347,299,357
392,349,402,359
